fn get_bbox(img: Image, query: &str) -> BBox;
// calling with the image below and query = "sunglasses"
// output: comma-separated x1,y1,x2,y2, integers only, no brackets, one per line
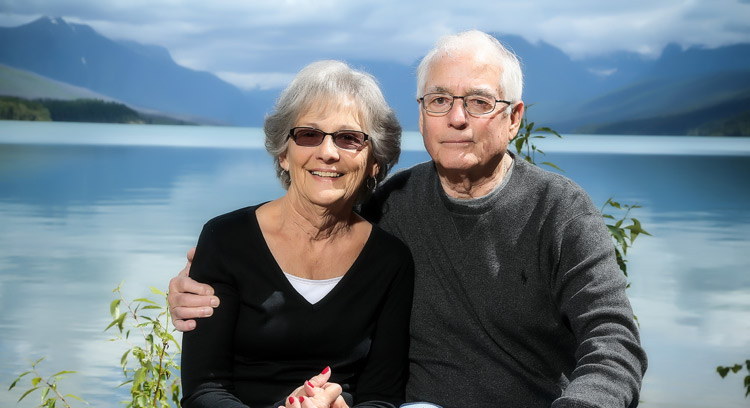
289,127,369,151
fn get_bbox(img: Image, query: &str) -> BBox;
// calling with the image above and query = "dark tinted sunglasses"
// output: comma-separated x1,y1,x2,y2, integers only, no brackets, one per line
289,127,369,151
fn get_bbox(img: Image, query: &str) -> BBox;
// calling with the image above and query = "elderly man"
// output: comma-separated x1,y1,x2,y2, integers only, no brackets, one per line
169,30,647,407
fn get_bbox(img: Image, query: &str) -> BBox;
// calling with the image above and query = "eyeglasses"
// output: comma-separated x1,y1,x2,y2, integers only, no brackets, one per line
289,127,369,151
419,92,512,115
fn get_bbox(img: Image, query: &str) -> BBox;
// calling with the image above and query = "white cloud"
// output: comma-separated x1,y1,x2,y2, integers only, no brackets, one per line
1,0,748,80
215,71,296,91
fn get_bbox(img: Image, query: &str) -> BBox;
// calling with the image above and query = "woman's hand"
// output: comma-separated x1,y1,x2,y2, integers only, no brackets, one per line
279,367,349,408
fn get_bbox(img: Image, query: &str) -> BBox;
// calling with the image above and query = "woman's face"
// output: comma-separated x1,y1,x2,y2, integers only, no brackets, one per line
280,103,378,212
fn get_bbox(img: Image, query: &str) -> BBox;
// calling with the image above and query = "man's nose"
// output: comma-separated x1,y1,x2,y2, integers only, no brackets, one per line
447,97,468,124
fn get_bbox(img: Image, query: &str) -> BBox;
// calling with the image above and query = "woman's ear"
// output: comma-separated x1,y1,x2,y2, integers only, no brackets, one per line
279,151,289,171
369,160,380,179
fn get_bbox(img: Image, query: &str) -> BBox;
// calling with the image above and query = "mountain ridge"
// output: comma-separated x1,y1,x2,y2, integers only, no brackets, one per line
2,16,749,135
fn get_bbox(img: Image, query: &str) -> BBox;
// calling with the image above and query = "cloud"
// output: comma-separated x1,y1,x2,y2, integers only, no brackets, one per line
1,0,748,87
215,71,297,91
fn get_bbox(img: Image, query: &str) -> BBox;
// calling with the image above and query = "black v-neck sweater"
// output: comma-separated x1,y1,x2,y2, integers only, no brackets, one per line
181,205,414,408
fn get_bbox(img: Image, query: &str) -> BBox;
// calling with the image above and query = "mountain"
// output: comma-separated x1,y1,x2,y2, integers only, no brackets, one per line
0,63,117,101
0,17,273,126
1,16,749,135
351,33,750,135
557,44,750,134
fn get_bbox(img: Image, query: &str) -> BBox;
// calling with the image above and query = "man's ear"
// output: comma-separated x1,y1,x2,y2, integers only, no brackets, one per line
508,101,525,141
418,99,425,136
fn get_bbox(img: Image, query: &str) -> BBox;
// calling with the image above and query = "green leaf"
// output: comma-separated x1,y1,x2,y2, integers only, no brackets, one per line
65,393,85,401
718,366,730,378
8,371,30,390
18,386,39,402
118,379,134,388
607,225,625,245
133,298,157,305
51,370,76,377
540,162,563,172
121,349,131,368
110,299,121,319
31,376,42,386
105,312,127,333
133,367,146,387
41,387,50,403
150,287,166,296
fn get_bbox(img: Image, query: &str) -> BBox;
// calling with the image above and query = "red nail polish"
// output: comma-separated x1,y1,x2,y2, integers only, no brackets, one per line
289,396,295,404
306,380,314,388
321,366,330,374
299,396,305,402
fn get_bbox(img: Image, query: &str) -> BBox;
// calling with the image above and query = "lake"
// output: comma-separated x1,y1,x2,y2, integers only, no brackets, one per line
1,120,749,407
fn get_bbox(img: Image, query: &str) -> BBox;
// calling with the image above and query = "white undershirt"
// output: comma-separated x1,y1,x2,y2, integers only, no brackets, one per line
283,272,343,304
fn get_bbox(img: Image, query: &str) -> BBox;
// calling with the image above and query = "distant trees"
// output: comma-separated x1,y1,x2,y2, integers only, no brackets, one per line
0,96,51,121
41,99,142,123
0,97,194,125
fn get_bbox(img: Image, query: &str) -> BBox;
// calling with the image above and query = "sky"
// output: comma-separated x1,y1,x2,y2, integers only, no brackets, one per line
1,0,750,91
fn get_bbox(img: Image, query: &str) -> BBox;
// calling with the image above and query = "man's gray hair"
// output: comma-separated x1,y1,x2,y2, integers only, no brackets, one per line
264,60,401,201
416,30,523,113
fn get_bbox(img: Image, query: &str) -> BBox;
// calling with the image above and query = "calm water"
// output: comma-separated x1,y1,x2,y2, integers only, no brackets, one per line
1,121,749,407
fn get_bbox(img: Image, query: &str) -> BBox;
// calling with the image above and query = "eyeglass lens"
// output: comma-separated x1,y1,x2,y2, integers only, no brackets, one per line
291,127,367,150
422,93,499,115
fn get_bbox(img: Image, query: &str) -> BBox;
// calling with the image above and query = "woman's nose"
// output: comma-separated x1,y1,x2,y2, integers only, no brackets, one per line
315,134,340,160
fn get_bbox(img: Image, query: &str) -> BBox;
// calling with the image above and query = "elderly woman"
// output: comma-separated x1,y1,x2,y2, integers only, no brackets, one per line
180,60,413,408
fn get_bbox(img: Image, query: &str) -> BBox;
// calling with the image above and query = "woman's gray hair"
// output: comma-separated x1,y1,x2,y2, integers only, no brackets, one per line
264,60,401,202
416,30,523,114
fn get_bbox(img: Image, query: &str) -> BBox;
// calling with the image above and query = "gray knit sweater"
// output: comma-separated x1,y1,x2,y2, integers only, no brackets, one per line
363,155,647,408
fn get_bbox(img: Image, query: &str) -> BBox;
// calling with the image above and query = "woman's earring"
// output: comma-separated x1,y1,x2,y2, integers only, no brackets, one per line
366,176,377,191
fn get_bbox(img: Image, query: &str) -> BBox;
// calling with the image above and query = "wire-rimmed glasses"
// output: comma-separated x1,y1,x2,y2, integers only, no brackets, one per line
419,92,512,115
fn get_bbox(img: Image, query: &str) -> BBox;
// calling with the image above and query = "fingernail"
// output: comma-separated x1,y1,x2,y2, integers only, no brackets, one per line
299,396,305,402
306,380,314,388
202,307,213,317
211,297,220,307
289,397,295,404
321,366,330,374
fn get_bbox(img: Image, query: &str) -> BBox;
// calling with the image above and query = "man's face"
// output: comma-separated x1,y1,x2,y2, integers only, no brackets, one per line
418,51,523,178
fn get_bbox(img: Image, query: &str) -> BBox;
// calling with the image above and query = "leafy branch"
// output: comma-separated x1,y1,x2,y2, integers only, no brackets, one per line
513,104,563,172
601,197,651,282
717,360,750,398
9,283,182,408
8,357,86,408
106,283,182,408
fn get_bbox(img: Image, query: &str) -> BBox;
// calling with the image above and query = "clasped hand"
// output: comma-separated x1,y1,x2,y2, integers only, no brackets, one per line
280,367,349,408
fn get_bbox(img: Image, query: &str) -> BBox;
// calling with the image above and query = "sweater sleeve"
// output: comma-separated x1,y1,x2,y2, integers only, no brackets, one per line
551,207,647,408
353,242,414,407
180,223,249,408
